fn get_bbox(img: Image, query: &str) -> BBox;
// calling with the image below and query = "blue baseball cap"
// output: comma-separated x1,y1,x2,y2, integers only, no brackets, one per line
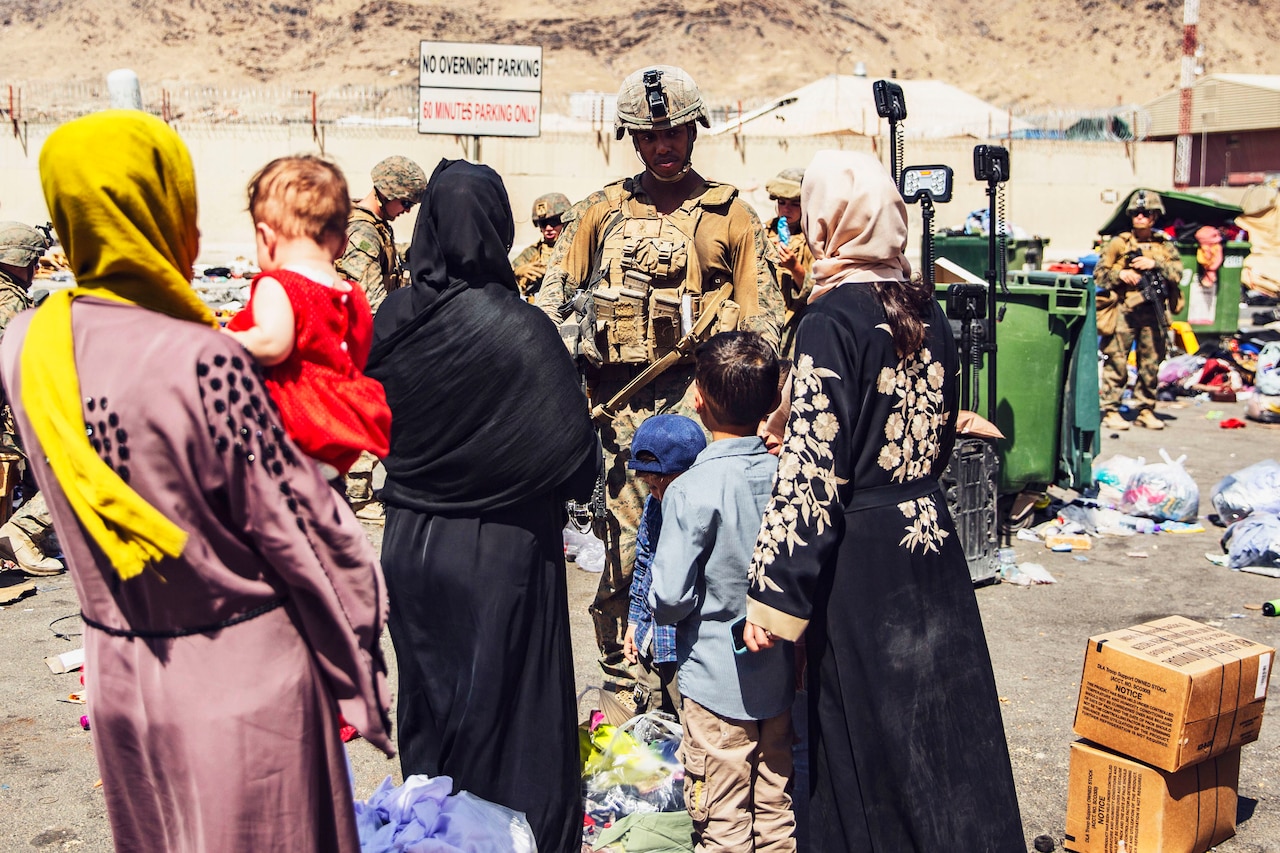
628,414,706,475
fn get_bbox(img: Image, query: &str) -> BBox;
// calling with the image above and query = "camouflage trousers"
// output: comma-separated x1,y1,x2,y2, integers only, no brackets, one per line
4,491,57,554
1099,302,1167,414
345,451,379,504
589,366,700,685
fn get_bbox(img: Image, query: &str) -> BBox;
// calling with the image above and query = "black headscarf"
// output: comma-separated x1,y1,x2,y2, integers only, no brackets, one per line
366,159,598,514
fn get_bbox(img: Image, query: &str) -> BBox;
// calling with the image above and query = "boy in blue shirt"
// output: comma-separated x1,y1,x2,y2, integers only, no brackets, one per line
649,331,795,852
622,413,707,717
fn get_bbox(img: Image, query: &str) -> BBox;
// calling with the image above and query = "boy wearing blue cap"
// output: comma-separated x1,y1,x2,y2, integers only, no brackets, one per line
623,413,707,717
649,331,795,852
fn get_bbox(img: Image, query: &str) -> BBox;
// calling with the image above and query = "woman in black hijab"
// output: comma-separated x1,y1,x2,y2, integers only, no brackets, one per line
366,159,599,853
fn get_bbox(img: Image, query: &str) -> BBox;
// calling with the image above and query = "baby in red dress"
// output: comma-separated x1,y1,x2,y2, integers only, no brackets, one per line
226,155,391,480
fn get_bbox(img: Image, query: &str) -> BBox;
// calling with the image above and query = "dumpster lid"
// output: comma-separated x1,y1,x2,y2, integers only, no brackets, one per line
1098,188,1244,238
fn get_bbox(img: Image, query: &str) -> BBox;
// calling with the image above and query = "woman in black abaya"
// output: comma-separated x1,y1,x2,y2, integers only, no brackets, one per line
742,151,1024,852
365,159,599,853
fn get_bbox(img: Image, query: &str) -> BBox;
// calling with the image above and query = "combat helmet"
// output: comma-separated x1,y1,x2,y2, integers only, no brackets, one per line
0,222,49,268
1126,189,1165,217
531,193,571,223
766,168,805,202
371,156,428,205
614,66,711,141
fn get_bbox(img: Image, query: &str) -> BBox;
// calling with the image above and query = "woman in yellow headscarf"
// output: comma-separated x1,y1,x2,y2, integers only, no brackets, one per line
0,110,393,852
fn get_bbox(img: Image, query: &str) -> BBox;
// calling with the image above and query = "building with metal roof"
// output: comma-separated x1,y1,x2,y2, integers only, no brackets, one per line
1144,74,1280,186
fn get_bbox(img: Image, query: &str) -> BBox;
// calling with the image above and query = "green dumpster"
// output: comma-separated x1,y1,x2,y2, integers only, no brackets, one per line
936,272,1100,494
1168,240,1250,339
933,234,1048,279
1098,188,1251,340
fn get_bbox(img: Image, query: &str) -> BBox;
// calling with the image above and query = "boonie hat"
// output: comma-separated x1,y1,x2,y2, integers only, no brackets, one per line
628,414,706,475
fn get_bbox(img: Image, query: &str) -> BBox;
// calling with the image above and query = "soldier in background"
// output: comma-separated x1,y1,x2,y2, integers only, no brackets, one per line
0,222,63,575
336,155,428,313
765,167,813,355
537,65,783,706
1095,190,1184,431
512,192,571,300
337,155,428,522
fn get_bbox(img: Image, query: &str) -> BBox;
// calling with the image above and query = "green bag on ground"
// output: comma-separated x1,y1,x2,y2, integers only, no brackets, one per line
592,810,694,853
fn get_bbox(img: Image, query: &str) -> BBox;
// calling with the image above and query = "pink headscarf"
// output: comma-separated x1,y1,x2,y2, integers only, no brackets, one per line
802,150,911,303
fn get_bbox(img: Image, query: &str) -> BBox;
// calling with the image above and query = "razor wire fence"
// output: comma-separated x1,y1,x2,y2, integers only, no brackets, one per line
1,78,1152,142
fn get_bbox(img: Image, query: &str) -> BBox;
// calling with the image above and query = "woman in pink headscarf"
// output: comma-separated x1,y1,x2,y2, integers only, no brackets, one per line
744,150,1024,852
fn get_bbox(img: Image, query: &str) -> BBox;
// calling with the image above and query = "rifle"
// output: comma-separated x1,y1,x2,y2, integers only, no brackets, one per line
1125,249,1171,340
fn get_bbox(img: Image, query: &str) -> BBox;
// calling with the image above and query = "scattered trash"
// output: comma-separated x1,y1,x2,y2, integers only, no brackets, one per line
354,774,538,853
565,524,605,573
79,715,90,731
1003,562,1055,586
1204,552,1230,567
0,579,36,605
45,648,85,674
1074,555,1090,562
1120,450,1200,523
1044,534,1091,552
1221,513,1280,573
1219,418,1247,429
1210,460,1280,525
1126,552,1149,559
1016,528,1042,543
1158,520,1205,534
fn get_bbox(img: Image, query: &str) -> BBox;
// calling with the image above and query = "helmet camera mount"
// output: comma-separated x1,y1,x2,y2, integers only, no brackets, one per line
643,70,669,122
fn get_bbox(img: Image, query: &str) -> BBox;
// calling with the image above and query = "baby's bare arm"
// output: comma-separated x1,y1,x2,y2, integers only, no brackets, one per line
223,276,296,366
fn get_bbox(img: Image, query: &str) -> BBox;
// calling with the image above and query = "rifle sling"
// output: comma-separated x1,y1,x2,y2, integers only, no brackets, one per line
591,281,735,424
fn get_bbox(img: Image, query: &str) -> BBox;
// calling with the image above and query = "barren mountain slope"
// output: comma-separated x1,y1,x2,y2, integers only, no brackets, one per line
2,0,1279,111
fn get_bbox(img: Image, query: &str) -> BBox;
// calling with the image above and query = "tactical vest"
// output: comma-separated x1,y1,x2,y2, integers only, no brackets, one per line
589,181,740,365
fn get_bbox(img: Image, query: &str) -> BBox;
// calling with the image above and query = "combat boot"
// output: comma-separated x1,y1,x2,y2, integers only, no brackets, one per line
1102,411,1129,431
0,521,64,576
1135,409,1165,430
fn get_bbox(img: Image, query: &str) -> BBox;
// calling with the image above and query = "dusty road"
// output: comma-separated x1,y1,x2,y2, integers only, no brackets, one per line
1,393,1278,852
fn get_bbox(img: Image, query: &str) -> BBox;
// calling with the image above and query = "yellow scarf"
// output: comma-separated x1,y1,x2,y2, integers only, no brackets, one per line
22,110,218,580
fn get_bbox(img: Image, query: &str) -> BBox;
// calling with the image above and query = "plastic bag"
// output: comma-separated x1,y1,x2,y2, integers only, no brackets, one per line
565,524,606,572
1221,513,1280,573
354,774,537,853
1210,460,1280,525
1120,450,1200,522
1158,354,1206,388
582,713,685,826
1093,454,1146,491
1256,342,1280,396
1247,393,1280,424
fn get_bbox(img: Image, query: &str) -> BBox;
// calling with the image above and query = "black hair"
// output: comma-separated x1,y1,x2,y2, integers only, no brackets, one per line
695,331,780,427
870,276,933,357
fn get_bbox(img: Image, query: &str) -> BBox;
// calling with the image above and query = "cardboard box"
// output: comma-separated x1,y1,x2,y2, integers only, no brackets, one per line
1064,740,1238,853
1073,615,1273,772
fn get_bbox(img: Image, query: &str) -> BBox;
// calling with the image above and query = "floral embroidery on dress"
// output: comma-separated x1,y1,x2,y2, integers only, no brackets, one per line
751,353,847,593
876,342,950,554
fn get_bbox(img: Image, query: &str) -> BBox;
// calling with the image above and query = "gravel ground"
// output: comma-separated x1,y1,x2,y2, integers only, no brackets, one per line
1,394,1279,851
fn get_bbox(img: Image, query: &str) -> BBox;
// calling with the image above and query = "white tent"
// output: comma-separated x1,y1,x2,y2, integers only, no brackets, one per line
709,75,1031,140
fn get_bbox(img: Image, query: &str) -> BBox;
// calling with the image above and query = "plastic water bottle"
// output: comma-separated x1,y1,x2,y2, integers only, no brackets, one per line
777,216,791,245
997,547,1018,580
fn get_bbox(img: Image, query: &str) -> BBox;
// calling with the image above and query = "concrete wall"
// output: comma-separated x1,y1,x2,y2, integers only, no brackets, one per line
0,122,1174,266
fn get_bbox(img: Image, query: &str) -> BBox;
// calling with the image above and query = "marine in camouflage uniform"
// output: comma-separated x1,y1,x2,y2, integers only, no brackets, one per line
765,167,814,356
1095,190,1184,431
537,66,783,692
512,192,570,300
336,157,428,514
0,222,62,574
335,155,428,313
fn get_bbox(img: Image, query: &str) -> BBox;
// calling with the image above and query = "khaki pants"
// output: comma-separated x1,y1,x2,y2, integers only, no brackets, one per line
680,697,796,853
